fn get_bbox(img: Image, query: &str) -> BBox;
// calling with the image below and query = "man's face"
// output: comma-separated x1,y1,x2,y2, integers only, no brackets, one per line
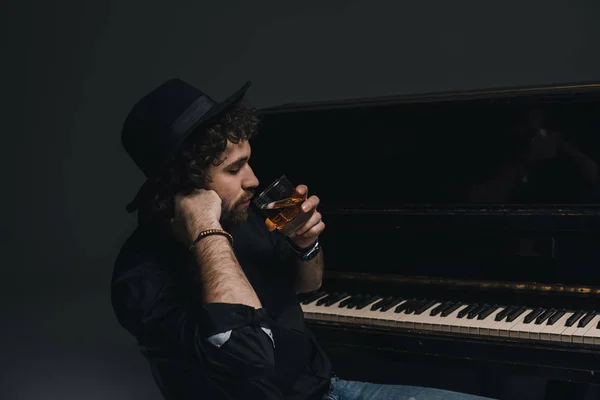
205,139,259,226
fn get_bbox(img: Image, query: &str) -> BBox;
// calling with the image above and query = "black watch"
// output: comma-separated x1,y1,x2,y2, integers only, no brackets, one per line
287,238,321,261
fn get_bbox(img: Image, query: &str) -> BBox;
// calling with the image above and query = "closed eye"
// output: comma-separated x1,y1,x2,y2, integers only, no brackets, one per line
223,156,250,175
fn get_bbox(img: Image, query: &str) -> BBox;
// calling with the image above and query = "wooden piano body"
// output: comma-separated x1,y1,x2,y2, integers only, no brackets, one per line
249,83,600,397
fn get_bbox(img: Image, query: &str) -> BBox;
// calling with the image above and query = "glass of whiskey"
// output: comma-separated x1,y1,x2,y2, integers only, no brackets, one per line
253,175,313,236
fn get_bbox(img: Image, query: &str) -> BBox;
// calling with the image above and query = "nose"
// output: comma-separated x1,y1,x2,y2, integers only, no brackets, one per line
243,166,260,190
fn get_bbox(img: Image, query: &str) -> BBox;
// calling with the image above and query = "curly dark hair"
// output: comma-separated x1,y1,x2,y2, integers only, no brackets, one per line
140,101,260,220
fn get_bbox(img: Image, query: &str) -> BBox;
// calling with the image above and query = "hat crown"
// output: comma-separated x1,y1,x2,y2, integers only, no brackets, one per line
121,78,216,178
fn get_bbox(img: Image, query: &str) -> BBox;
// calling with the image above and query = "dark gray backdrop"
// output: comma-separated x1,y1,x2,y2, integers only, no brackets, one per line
4,1,600,398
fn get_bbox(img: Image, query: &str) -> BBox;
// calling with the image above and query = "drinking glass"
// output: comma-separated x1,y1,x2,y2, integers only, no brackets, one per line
253,175,313,236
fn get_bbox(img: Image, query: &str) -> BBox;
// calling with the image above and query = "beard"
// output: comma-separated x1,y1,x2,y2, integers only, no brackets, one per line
220,194,253,228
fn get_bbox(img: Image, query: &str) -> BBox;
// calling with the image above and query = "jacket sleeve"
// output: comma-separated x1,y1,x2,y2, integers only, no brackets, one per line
110,256,277,382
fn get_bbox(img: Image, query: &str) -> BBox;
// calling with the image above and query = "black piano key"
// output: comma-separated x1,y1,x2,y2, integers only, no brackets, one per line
380,297,404,312
523,308,545,324
577,311,596,328
395,299,417,313
414,299,437,315
534,308,556,325
408,299,431,314
440,302,463,317
547,309,566,325
597,319,600,329
371,296,394,311
350,294,369,308
430,301,453,316
467,304,488,320
565,310,586,327
369,296,390,311
457,303,478,319
324,292,349,306
477,304,500,320
339,294,359,308
316,293,338,306
301,291,327,304
356,295,383,310
506,306,527,322
404,299,425,314
494,305,516,322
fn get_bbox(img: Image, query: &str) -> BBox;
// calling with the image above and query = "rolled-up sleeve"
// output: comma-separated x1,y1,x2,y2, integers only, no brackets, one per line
111,257,276,380
197,303,276,377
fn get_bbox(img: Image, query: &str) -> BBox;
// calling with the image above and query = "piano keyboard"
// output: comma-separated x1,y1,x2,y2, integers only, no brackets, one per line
300,292,600,345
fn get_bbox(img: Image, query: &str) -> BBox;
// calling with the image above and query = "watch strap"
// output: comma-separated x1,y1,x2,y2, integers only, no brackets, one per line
287,238,321,261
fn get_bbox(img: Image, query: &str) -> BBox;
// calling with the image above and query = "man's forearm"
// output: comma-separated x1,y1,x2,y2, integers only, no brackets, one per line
294,249,324,293
193,234,262,309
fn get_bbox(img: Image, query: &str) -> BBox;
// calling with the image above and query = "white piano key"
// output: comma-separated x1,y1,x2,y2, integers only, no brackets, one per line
311,295,352,321
490,308,531,337
583,321,600,345
572,315,600,344
428,308,458,332
370,301,409,328
467,306,502,335
462,306,500,335
437,305,470,333
477,308,507,336
362,299,401,325
421,304,448,331
394,301,438,330
509,310,539,339
300,293,329,318
450,306,481,334
560,315,586,343
538,312,567,341
353,297,387,324
395,310,421,330
455,315,478,334
410,303,444,331
339,297,384,324
527,317,552,340
334,300,361,323
546,312,575,342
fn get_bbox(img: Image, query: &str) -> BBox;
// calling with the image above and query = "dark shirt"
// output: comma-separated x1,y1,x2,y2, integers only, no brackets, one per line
110,207,332,400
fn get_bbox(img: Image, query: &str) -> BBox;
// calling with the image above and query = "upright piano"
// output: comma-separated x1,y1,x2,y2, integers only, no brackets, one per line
250,83,600,397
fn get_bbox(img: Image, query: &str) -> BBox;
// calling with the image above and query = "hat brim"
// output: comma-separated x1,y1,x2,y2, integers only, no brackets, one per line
125,80,252,213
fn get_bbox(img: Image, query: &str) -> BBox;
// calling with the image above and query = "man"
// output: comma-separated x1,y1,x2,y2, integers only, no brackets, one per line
111,78,492,399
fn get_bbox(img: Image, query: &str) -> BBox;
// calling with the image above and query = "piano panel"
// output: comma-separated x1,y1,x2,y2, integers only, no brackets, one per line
253,84,600,208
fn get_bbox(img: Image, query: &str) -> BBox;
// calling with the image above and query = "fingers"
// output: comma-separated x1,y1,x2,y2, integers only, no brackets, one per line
293,185,319,212
295,184,308,197
291,210,323,237
293,220,325,239
263,184,326,242
301,195,320,212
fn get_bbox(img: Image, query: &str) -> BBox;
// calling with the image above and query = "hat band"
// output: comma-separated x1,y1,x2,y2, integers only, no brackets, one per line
170,95,215,137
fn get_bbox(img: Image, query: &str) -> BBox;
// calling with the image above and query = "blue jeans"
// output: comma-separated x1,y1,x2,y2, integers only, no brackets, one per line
323,376,495,400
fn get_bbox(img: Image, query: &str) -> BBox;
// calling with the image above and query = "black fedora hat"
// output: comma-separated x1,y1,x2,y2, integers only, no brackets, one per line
121,78,252,213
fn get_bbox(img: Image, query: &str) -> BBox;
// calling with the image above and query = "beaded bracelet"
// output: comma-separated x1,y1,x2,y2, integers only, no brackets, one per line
188,229,234,251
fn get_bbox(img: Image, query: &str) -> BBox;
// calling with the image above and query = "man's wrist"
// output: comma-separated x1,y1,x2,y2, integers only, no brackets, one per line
188,218,222,243
287,237,321,261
